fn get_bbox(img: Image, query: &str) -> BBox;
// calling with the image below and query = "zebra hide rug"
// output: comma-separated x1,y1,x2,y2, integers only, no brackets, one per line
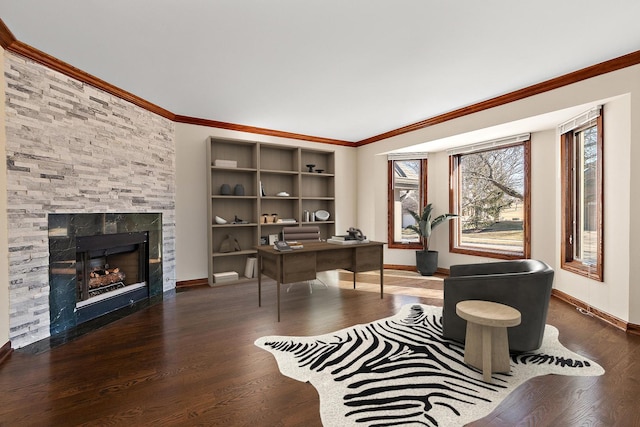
255,303,604,426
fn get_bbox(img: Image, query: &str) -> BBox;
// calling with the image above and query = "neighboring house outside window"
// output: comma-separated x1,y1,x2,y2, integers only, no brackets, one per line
387,157,428,249
560,107,604,281
449,135,531,259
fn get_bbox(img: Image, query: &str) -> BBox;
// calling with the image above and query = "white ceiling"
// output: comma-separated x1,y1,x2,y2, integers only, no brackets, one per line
1,1,640,143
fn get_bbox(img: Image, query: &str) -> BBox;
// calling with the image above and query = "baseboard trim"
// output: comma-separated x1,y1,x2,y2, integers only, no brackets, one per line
176,278,209,288
627,323,640,336
0,341,13,365
551,289,632,332
384,264,415,272
383,264,450,276
436,267,451,276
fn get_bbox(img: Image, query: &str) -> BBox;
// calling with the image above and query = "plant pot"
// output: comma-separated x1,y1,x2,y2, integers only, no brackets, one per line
416,250,438,276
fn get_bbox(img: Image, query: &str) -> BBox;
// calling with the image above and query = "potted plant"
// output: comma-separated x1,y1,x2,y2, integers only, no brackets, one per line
406,203,457,276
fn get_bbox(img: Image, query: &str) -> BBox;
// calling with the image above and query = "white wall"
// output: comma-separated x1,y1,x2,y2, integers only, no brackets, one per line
356,64,640,324
175,123,357,281
629,78,640,324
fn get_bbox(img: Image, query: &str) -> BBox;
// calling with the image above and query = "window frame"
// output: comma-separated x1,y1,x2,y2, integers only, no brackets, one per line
448,140,531,259
387,158,428,249
560,113,604,281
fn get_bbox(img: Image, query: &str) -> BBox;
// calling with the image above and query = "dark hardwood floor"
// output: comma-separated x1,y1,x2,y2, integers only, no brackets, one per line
1,271,639,426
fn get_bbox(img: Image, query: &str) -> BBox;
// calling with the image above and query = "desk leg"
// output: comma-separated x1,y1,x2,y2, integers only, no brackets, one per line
353,272,356,289
379,256,384,299
277,255,281,322
257,255,262,307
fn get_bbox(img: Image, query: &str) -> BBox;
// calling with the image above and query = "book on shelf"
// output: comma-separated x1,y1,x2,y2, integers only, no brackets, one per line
276,218,297,224
244,257,257,278
214,159,237,168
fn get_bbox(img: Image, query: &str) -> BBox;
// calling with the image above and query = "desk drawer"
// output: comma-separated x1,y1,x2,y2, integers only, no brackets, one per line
317,248,353,271
259,253,279,280
352,246,382,272
282,252,317,283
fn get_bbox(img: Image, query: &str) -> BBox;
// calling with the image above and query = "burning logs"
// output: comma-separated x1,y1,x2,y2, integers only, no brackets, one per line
88,268,126,289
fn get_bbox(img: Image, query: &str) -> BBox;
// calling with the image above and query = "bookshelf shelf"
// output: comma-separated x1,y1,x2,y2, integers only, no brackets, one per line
207,137,335,286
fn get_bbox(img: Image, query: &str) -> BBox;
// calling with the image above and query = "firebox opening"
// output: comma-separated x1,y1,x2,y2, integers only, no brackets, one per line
75,232,149,316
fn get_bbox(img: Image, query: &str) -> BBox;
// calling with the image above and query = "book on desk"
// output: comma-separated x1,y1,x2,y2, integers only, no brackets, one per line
327,237,370,245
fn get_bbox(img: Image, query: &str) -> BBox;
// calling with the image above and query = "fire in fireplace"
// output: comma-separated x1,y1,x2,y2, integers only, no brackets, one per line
76,232,149,309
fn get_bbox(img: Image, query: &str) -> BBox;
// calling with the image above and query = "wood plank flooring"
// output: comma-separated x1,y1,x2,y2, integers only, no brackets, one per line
1,270,639,426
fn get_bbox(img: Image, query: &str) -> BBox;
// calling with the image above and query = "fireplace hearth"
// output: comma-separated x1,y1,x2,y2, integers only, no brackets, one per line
48,213,163,335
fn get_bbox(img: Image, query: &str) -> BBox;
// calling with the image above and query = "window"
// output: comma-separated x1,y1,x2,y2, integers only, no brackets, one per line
387,157,428,249
560,108,603,281
449,137,531,258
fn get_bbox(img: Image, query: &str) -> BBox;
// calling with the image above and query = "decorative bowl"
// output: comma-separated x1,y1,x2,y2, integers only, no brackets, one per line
315,210,330,221
214,216,227,224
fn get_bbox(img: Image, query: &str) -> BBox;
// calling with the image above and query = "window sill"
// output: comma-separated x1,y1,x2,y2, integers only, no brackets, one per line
450,246,526,260
388,242,423,250
561,260,603,282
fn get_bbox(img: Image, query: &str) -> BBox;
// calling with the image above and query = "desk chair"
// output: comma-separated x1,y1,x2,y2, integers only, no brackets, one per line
281,226,328,293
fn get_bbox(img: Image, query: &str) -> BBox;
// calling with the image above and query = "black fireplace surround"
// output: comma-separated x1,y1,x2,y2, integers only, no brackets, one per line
48,213,163,336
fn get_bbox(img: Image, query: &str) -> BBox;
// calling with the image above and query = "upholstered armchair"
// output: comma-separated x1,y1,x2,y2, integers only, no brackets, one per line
442,259,554,353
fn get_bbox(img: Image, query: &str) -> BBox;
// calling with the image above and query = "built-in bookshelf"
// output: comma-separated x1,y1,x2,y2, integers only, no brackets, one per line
207,137,335,285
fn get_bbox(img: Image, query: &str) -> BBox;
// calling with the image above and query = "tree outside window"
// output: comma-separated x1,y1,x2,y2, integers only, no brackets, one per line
450,140,531,258
387,158,427,249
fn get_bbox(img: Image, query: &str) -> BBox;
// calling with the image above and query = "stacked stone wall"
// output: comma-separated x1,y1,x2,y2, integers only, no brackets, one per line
3,52,176,348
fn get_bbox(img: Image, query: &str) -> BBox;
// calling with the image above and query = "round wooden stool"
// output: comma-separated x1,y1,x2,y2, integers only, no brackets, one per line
456,300,521,382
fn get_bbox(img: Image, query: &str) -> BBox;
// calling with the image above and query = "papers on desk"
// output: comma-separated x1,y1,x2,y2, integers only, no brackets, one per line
327,238,370,245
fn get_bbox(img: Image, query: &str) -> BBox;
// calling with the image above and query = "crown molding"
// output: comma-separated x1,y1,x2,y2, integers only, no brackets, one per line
3,18,640,148
1,19,174,120
0,17,16,48
356,49,640,146
174,115,353,146
1,18,353,146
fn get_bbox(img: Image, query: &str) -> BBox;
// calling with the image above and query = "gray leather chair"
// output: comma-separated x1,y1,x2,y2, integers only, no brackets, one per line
442,259,554,353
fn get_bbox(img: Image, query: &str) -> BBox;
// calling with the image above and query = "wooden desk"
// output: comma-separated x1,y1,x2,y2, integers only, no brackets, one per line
256,241,385,321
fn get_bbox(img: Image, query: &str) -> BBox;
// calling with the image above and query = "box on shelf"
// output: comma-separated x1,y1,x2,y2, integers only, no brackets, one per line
213,271,239,283
214,159,237,168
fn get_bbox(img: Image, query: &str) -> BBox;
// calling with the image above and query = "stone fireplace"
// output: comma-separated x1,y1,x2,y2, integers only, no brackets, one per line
48,213,163,335
4,51,176,348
